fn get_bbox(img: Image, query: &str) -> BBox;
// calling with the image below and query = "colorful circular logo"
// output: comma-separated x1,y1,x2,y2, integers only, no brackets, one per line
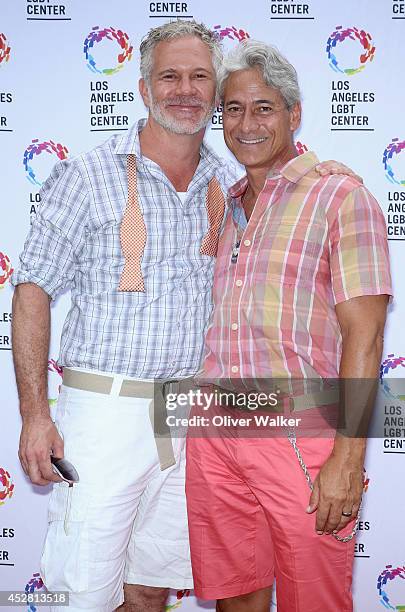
363,468,370,492
83,26,133,76
0,468,15,506
212,25,250,43
23,140,69,187
0,252,13,289
48,359,63,408
166,590,190,610
295,141,308,155
25,573,46,612
380,354,405,401
383,139,405,187
326,26,375,76
0,33,11,66
377,565,405,610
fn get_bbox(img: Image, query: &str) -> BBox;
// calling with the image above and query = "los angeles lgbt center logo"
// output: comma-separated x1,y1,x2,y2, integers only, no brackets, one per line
23,140,69,187
83,26,133,76
327,26,375,76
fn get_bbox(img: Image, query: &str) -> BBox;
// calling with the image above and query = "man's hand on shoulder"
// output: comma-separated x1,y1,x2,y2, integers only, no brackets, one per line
315,161,363,183
19,412,64,485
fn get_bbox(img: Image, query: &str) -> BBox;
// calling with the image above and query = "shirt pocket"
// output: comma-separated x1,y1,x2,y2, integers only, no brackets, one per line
263,222,325,288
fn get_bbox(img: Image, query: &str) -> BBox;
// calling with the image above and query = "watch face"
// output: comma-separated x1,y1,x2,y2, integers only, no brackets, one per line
51,457,80,483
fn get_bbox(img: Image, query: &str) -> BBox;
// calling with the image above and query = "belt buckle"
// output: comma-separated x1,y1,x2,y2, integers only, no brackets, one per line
162,379,180,402
282,395,295,414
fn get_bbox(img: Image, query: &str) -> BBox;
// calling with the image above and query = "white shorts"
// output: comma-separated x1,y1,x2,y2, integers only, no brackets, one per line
40,379,193,612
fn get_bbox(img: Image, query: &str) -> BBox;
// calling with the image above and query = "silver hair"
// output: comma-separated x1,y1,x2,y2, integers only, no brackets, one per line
140,20,223,84
218,39,301,108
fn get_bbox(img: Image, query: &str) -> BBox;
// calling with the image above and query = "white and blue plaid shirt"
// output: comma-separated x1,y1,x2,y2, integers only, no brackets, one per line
13,119,239,379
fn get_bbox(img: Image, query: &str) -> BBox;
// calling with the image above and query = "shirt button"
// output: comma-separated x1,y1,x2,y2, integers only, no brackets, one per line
231,323,238,330
235,279,243,287
244,239,251,246
231,365,239,373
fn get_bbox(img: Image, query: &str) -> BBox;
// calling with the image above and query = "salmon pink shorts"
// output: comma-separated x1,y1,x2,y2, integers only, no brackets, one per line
186,425,356,611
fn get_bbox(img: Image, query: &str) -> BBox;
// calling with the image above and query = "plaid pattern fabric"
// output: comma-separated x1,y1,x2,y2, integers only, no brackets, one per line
202,152,393,381
13,119,238,379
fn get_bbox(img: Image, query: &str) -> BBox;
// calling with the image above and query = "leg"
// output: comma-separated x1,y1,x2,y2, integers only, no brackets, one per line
121,584,169,611
244,436,355,612
124,437,193,592
217,587,272,612
43,385,166,611
186,433,274,601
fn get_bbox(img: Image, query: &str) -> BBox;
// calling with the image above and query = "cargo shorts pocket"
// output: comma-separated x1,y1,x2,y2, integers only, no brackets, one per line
40,482,90,593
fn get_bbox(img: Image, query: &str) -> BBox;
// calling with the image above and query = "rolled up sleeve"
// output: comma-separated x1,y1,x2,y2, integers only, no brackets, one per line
329,186,393,305
12,159,89,299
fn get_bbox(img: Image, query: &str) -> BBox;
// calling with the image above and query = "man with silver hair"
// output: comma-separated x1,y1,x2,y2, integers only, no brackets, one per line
12,19,228,612
12,20,359,612
186,40,391,611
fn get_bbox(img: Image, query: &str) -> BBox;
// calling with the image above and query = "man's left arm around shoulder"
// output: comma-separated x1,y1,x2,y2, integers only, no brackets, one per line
307,294,389,535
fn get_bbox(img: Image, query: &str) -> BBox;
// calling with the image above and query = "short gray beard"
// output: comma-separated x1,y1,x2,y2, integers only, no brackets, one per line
147,88,215,135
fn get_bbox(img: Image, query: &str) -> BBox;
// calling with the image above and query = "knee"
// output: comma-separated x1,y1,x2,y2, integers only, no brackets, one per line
217,588,271,612
124,583,169,606
217,592,255,609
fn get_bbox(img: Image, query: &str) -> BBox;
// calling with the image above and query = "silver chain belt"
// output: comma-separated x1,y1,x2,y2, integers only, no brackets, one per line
287,428,360,543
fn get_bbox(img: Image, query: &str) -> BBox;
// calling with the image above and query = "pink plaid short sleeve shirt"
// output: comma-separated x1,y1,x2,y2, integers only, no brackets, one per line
202,152,393,381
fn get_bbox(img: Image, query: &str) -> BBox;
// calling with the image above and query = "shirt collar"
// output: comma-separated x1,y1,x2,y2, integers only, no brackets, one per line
278,151,320,183
228,151,320,203
113,119,145,157
113,118,224,170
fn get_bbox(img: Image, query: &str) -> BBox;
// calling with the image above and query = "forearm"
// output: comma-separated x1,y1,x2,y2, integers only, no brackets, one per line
339,326,383,379
12,283,52,419
333,322,385,461
309,324,385,531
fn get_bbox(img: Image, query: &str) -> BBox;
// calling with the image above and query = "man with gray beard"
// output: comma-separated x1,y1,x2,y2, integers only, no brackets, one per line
11,20,358,612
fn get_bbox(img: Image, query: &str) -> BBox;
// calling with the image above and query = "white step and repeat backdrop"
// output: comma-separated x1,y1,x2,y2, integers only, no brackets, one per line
1,1,405,610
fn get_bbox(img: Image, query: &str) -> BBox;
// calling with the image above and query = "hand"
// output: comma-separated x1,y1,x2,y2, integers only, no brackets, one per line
315,161,363,184
19,414,64,485
306,454,363,535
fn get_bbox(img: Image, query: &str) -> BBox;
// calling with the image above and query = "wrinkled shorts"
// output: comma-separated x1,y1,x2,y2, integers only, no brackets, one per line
40,380,193,612
186,426,355,611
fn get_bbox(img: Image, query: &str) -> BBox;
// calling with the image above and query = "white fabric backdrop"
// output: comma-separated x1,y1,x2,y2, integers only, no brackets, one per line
1,1,404,610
